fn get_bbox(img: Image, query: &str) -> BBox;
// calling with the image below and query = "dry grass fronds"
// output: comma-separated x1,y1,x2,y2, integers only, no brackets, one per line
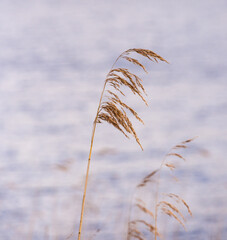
98,113,128,138
78,48,167,240
166,153,186,161
130,220,157,235
125,48,169,64
137,169,159,188
123,56,148,73
161,207,186,230
137,137,196,188
127,138,195,240
163,137,197,168
171,137,197,150
96,49,167,150
108,68,148,104
165,163,176,171
158,201,186,222
107,90,144,124
101,102,131,134
173,144,187,149
128,225,145,240
135,203,155,219
166,193,192,216
181,137,197,144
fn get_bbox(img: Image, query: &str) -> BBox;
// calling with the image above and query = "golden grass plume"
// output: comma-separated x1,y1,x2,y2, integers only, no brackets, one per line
96,48,168,150
127,138,195,240
77,48,167,240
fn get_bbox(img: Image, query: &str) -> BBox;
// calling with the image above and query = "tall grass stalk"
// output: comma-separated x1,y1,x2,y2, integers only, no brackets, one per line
77,49,167,240
127,138,195,240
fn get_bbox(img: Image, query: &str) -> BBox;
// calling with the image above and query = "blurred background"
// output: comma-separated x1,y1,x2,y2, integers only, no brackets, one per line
0,0,226,239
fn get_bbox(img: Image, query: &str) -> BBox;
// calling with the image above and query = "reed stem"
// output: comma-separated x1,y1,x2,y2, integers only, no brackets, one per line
77,48,165,239
77,84,106,240
77,53,124,240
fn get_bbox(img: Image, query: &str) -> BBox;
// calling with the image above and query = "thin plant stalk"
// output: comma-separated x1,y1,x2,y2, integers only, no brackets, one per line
77,86,105,240
77,49,167,240
77,54,124,240
126,138,195,240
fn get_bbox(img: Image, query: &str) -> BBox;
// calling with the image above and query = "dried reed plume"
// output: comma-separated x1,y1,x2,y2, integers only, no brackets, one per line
127,138,195,240
77,49,167,240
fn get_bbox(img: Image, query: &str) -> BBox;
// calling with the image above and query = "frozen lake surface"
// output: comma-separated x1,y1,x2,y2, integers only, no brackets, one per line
0,0,227,239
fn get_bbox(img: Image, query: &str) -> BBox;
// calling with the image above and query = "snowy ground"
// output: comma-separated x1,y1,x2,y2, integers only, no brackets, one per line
0,0,226,239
